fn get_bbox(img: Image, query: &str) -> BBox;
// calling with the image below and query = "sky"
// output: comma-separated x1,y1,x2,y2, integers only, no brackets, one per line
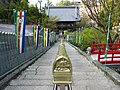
28,0,78,7
28,0,60,7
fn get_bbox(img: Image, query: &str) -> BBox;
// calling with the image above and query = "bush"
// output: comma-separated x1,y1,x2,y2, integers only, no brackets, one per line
76,28,106,51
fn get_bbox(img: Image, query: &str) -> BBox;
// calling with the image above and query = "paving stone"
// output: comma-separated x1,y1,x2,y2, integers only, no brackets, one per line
33,63,52,66
73,67,98,71
73,79,111,85
25,69,37,72
4,86,53,90
22,71,36,75
37,66,52,69
17,75,26,80
24,75,52,80
10,80,53,86
36,71,52,75
73,74,106,80
65,43,120,89
4,42,120,90
72,85,120,90
72,86,86,90
28,66,39,69
87,84,120,90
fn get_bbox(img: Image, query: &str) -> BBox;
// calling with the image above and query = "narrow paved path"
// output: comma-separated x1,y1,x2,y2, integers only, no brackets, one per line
4,42,120,90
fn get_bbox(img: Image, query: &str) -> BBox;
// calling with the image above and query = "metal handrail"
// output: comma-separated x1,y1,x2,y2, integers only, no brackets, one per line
52,40,72,90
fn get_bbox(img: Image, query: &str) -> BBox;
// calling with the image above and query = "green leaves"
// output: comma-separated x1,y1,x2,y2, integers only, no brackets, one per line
0,0,58,29
79,28,106,50
56,0,71,6
42,13,59,31
82,0,120,43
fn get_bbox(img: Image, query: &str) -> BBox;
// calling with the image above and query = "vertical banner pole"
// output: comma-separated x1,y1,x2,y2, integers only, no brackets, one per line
44,28,46,47
33,25,39,49
104,14,111,76
42,27,44,47
14,10,20,73
46,28,49,47
14,10,26,73
46,28,48,47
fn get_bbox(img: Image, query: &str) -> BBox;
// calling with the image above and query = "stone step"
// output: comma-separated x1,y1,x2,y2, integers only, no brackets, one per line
23,75,52,80
72,85,120,90
4,85,120,90
4,42,120,90
4,86,53,90
72,79,113,86
10,80,53,86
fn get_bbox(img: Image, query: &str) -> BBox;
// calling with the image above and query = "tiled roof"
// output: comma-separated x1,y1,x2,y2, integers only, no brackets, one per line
46,6,80,22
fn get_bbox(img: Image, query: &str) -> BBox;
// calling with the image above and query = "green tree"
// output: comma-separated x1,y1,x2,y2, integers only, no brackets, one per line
79,28,106,50
27,4,40,24
0,0,15,22
82,0,120,43
0,0,58,26
42,8,59,31
47,0,53,6
76,12,90,29
0,0,21,8
0,0,11,8
0,6,7,19
56,0,71,6
16,0,29,10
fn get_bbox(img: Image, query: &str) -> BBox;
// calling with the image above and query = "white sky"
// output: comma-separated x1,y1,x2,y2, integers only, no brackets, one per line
28,0,79,7
29,0,60,7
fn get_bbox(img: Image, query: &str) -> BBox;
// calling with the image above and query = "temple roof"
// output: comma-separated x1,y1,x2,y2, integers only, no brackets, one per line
46,6,80,22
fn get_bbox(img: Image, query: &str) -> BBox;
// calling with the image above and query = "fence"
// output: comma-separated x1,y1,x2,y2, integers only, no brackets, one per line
0,31,56,79
98,50,120,64
92,43,120,54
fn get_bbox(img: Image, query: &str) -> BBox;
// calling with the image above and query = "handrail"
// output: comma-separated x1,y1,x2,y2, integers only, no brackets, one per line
52,40,72,90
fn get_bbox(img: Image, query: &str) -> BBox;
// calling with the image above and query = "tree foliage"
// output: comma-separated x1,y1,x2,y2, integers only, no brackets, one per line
42,8,59,31
27,5,40,24
56,0,71,6
82,0,120,43
0,6,7,19
0,0,58,31
76,12,90,29
47,0,53,6
79,28,106,50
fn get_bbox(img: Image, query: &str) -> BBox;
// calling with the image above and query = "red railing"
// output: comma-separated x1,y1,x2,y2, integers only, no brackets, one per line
92,43,120,54
98,50,120,64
